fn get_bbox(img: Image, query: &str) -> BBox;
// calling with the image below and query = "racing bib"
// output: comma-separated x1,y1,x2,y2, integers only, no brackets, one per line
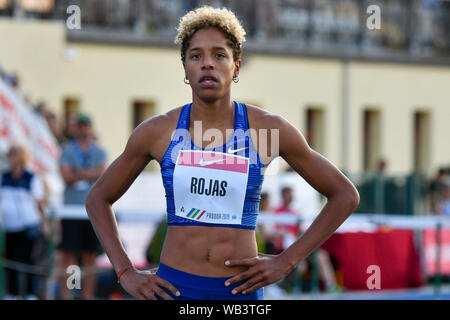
173,149,249,225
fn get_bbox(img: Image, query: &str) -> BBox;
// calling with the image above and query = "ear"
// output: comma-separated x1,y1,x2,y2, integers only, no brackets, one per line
234,60,241,77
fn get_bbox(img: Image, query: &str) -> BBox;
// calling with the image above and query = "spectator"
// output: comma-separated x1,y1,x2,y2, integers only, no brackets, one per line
45,111,65,145
4,71,19,89
34,101,48,117
429,167,448,213
256,192,278,254
62,113,78,143
274,186,300,251
0,144,49,299
376,158,387,174
439,183,450,216
57,113,107,300
275,186,339,293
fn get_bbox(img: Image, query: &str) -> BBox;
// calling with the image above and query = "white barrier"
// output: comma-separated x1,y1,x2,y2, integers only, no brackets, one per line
2,206,449,299
49,205,450,231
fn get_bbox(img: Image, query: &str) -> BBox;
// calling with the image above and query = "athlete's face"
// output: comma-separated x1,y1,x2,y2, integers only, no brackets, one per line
183,28,240,102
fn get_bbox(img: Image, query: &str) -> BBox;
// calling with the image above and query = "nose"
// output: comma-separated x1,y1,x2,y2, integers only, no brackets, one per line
201,54,215,70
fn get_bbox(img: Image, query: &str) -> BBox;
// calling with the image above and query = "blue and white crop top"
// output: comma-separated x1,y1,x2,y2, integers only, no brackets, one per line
160,101,265,230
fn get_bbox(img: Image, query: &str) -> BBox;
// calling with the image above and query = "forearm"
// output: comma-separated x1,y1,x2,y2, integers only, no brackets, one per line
61,170,81,185
279,192,358,271
85,192,133,273
80,167,104,181
61,168,103,185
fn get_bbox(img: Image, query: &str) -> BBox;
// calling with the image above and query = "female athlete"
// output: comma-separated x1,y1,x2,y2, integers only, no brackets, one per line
86,6,360,300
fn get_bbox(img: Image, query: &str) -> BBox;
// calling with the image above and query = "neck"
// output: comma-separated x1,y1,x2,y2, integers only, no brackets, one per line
76,137,91,148
190,94,233,126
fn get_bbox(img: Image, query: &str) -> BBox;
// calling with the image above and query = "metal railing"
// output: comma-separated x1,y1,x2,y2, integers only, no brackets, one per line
351,172,430,215
1,206,450,299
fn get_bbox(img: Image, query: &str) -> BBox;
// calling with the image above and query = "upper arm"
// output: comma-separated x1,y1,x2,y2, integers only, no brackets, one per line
272,115,358,201
59,145,75,182
87,117,162,205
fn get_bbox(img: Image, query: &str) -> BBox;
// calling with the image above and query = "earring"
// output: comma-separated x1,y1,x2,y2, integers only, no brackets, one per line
232,75,239,83
184,76,190,85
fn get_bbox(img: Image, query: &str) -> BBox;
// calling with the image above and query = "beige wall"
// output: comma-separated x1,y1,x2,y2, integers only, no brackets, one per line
1,19,449,176
349,62,450,174
0,19,65,110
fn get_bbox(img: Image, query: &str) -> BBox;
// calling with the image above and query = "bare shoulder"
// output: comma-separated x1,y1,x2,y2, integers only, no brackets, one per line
245,103,289,131
245,103,310,160
126,106,184,162
244,104,295,164
139,106,181,134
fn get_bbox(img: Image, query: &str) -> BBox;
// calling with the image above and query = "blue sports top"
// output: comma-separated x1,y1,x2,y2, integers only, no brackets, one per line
160,101,265,230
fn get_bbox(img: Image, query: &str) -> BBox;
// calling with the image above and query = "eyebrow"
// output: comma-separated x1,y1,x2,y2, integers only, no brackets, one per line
188,46,228,52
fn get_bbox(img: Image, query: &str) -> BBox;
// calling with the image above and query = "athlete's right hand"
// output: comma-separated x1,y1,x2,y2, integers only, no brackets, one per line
119,268,181,300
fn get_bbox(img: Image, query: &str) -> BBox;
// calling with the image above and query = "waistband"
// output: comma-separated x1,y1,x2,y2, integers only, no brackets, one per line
157,262,235,292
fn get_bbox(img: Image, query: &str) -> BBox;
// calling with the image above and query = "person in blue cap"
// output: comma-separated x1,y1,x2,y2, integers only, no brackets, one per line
58,113,107,299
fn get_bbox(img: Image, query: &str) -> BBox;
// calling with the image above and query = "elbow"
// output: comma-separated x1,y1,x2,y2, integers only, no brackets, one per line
85,188,99,216
344,185,360,213
330,184,359,216
85,184,112,217
352,188,360,210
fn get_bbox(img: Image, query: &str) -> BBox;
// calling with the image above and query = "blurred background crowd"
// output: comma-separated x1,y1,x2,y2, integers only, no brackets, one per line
0,0,450,300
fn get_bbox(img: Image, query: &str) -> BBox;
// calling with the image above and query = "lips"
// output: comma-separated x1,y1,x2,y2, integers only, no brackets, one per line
199,75,218,84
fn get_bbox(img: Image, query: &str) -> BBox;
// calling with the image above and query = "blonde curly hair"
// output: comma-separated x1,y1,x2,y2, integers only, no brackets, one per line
175,6,246,62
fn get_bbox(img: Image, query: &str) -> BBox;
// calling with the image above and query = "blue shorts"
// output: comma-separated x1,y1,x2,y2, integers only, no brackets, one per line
156,262,264,300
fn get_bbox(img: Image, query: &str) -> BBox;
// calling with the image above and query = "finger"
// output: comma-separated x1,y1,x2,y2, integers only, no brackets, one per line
134,291,147,300
154,287,174,300
140,288,157,300
231,275,265,295
157,277,181,297
242,281,267,295
225,268,258,287
225,258,258,268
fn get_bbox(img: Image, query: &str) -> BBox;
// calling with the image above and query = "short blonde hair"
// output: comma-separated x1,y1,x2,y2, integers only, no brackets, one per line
7,143,30,165
175,6,246,62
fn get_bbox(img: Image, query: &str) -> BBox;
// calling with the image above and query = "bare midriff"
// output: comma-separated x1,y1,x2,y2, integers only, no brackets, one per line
160,225,258,277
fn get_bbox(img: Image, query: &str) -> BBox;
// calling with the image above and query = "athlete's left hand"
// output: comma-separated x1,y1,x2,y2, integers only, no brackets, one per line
224,253,293,295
